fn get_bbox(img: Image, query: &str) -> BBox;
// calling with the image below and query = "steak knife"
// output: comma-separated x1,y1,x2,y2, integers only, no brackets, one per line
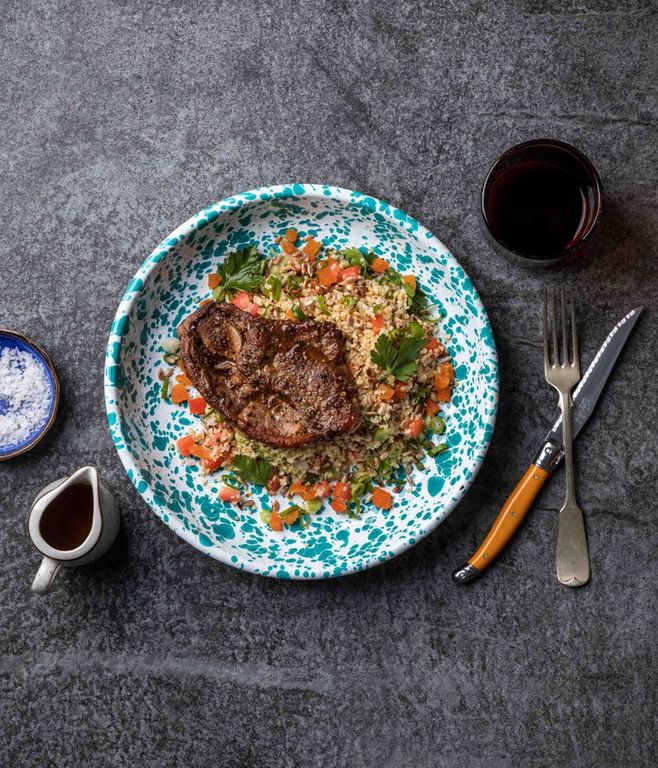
452,306,643,584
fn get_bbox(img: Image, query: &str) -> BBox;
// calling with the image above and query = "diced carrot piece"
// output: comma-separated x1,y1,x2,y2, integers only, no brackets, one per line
377,383,396,402
340,266,361,280
392,381,408,402
425,399,440,417
407,417,425,439
333,482,352,501
189,444,212,461
434,361,455,390
370,257,390,273
402,275,417,293
331,498,347,514
232,291,252,310
372,487,393,510
281,238,297,255
284,228,298,243
285,309,297,321
315,481,331,498
283,507,300,525
176,435,195,456
289,482,317,501
207,273,221,289
176,374,192,386
435,387,451,403
199,298,213,306
188,397,207,415
203,456,224,472
269,507,283,531
371,313,385,333
219,486,241,503
317,266,339,287
171,383,189,404
302,238,322,259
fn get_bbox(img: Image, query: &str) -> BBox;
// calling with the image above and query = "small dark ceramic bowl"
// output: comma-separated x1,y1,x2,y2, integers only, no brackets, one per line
0,330,60,460
481,138,603,266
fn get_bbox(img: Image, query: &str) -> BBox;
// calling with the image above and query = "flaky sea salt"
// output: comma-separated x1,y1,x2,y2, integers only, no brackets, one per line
0,347,52,449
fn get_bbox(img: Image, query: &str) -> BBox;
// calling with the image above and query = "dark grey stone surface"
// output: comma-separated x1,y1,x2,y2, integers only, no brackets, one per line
1,1,656,766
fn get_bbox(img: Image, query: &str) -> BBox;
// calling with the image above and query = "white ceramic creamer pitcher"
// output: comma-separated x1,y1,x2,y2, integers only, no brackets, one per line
28,466,120,594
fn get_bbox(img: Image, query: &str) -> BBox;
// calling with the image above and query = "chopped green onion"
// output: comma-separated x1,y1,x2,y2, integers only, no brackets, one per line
262,274,282,301
259,508,272,526
306,499,323,514
163,353,179,365
160,377,169,400
292,305,308,321
343,296,357,308
221,474,242,489
373,427,389,443
428,416,446,434
428,443,449,457
280,504,301,519
317,295,329,315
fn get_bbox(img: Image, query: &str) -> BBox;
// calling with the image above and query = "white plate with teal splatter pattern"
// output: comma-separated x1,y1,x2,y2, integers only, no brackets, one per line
105,184,498,579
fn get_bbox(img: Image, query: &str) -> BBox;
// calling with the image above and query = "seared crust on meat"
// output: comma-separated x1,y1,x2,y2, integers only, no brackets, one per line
178,302,362,447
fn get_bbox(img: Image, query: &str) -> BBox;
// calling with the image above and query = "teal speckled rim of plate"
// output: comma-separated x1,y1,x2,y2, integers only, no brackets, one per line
104,183,499,579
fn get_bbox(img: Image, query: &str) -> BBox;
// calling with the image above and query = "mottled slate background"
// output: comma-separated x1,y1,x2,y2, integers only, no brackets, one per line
1,1,656,766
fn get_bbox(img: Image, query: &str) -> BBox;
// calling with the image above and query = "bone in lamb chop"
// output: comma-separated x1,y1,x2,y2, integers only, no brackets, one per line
177,302,362,448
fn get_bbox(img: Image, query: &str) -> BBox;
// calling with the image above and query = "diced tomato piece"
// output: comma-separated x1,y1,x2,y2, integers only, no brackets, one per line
340,266,361,280
426,337,444,352
435,387,451,403
188,397,207,415
331,498,348,514
284,228,298,243
267,476,281,494
303,238,322,259
372,487,393,510
333,482,352,501
370,257,390,273
176,435,195,456
315,481,331,498
377,383,395,402
189,444,211,461
281,238,297,255
269,507,283,531
434,361,455,390
207,273,221,289
406,417,425,439
170,383,189,404
219,486,241,503
232,292,252,310
371,313,385,333
425,398,440,417
202,456,224,472
246,302,260,316
402,274,417,293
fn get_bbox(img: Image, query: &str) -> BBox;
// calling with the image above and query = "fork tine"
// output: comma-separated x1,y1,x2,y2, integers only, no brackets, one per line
551,285,559,367
570,286,579,366
560,286,569,366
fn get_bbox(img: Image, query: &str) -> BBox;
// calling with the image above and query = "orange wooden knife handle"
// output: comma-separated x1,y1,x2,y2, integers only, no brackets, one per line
452,464,549,583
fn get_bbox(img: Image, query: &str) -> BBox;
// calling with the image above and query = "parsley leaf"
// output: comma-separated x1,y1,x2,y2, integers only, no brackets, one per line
214,245,265,300
370,331,427,381
232,455,274,486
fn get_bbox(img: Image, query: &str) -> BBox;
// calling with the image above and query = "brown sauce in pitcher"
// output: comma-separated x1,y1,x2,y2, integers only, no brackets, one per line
39,483,93,550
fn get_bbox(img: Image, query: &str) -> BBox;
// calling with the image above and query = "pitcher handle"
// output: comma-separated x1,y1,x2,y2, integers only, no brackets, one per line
31,557,61,595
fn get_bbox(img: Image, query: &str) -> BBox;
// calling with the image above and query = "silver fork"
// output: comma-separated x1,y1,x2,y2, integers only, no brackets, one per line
543,286,590,587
